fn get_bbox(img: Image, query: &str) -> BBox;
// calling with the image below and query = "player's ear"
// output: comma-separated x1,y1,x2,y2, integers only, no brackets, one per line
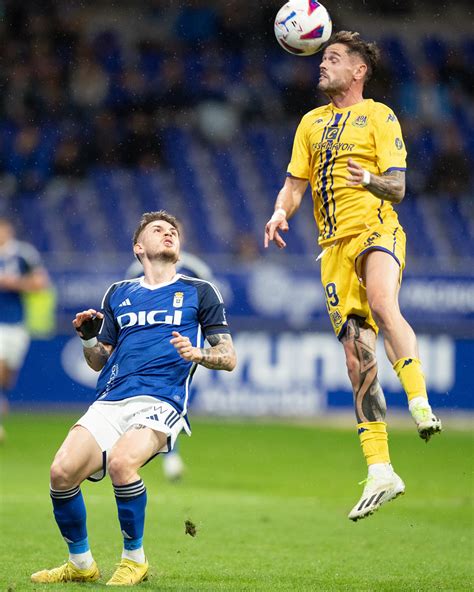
353,62,367,82
133,242,144,260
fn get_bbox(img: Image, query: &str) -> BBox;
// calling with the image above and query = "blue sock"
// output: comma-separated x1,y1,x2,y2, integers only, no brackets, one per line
50,486,89,554
113,480,147,551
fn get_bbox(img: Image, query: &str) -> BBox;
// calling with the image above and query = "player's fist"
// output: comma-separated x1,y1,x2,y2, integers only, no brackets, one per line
170,331,202,363
73,309,104,339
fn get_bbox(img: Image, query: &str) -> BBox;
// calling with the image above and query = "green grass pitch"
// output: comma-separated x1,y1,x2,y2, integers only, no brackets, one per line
0,413,472,591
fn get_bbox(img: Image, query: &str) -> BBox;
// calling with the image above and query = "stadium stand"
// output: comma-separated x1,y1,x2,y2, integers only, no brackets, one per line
0,1,472,267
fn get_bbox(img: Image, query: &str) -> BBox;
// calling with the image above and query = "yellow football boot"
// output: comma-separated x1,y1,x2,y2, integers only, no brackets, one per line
106,558,149,586
31,559,100,583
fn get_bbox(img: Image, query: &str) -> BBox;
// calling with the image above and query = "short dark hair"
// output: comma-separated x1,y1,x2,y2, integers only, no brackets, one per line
326,31,380,83
133,210,180,246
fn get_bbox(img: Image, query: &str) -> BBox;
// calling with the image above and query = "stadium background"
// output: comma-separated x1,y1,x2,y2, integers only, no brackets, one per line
2,0,472,414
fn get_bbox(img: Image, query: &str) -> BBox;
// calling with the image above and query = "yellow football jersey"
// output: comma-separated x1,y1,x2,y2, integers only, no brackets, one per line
287,99,407,246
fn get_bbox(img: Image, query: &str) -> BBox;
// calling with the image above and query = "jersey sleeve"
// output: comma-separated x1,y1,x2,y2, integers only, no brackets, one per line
196,281,230,337
373,106,407,173
287,117,311,179
98,284,120,346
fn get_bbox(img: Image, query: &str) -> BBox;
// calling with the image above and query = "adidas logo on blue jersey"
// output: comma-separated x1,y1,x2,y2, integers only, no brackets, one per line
119,298,131,307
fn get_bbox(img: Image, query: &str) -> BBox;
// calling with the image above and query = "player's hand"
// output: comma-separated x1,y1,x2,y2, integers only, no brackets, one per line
73,309,104,339
346,158,366,186
170,331,202,363
264,210,289,249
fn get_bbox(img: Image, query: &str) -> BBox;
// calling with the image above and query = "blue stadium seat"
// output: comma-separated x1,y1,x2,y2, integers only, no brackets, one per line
379,36,414,83
422,35,448,69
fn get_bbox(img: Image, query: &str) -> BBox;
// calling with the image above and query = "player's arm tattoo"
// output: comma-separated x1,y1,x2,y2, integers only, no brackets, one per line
198,333,236,371
366,170,405,203
342,318,387,424
83,342,113,372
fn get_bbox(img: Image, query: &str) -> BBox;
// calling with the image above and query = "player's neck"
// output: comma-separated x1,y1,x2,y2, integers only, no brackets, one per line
329,88,364,109
142,262,177,286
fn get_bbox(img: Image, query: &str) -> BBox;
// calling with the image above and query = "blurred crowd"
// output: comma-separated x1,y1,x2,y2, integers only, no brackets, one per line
0,0,472,200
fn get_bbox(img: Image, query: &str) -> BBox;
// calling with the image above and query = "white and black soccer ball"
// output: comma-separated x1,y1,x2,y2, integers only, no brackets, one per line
274,0,332,56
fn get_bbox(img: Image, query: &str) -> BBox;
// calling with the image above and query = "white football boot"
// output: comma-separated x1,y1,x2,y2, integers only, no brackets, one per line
163,451,185,481
409,397,442,442
348,467,405,522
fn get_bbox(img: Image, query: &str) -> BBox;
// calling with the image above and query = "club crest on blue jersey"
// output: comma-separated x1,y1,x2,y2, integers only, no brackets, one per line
173,291,184,308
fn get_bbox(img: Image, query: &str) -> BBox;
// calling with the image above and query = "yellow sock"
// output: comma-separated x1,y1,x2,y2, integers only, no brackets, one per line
393,357,427,402
358,421,390,465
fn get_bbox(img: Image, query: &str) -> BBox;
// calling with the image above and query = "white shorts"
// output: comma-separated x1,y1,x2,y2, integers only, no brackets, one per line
0,323,30,370
75,396,191,481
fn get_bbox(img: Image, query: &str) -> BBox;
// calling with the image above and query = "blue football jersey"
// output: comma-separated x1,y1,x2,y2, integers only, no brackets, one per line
95,274,229,415
0,239,43,324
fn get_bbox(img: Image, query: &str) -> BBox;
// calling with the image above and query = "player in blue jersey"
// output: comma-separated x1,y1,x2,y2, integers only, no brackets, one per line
125,227,214,481
0,217,50,441
31,211,236,586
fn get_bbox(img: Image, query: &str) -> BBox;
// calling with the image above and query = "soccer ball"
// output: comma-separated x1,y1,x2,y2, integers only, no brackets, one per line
274,0,332,56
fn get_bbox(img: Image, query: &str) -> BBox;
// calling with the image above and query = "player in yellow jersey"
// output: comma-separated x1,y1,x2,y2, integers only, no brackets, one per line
264,31,441,522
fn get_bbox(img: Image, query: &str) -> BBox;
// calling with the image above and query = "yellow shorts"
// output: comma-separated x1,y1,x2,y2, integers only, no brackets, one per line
320,223,406,338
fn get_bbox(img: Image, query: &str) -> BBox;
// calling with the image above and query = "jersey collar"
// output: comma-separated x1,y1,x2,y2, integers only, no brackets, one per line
139,273,182,291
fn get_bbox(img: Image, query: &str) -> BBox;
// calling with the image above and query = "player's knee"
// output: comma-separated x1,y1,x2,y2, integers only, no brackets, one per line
50,458,78,489
107,453,134,483
369,296,396,329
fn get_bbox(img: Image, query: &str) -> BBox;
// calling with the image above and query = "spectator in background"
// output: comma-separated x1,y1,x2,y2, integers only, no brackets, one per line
154,56,196,116
120,112,163,171
53,137,87,179
84,110,121,167
70,47,110,113
0,217,50,441
233,232,261,264
228,63,284,124
195,66,239,145
7,125,49,194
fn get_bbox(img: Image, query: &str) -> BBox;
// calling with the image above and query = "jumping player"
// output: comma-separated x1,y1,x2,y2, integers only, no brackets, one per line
264,31,441,522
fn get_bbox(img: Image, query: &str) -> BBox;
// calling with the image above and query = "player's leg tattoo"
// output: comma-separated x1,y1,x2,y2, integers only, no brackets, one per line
342,317,387,423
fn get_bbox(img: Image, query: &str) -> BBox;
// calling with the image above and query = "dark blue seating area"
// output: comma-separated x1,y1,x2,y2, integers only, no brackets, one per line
4,124,473,267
